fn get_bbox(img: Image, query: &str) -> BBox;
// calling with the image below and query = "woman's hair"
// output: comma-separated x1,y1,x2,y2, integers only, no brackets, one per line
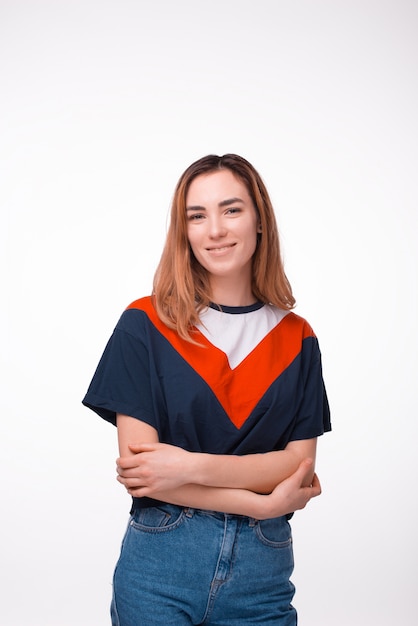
153,153,295,340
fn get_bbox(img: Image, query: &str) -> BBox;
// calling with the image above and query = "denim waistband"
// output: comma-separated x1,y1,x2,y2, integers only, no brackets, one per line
131,496,169,511
130,498,293,523
131,500,259,525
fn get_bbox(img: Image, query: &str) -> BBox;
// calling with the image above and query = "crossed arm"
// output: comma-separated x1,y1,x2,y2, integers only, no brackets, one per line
116,414,321,520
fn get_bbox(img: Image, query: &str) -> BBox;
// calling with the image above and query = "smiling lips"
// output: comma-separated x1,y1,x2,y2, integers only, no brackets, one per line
206,243,237,253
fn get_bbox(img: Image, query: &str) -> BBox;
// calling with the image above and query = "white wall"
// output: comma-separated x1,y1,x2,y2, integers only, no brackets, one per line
2,1,417,624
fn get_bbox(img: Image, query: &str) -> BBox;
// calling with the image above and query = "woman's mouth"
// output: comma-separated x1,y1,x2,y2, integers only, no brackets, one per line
206,243,236,253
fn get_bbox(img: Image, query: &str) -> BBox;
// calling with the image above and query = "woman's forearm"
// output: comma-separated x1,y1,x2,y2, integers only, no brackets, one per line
190,449,306,493
146,483,275,519
126,439,317,494
116,414,316,497
123,459,321,521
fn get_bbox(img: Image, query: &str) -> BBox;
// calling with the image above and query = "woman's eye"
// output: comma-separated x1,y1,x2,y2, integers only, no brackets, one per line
188,213,205,221
226,208,241,215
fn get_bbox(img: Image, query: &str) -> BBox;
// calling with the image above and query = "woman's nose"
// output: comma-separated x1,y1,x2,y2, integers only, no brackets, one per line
208,217,227,238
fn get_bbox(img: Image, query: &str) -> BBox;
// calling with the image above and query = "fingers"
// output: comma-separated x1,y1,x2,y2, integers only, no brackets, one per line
117,474,146,494
116,449,151,469
309,473,322,498
299,472,321,508
116,442,162,468
298,458,313,472
116,466,140,478
117,455,137,469
117,471,156,498
128,442,158,453
116,475,140,488
290,461,322,509
293,458,313,484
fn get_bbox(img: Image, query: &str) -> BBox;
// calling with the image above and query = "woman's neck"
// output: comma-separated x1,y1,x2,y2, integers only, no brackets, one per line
209,278,256,307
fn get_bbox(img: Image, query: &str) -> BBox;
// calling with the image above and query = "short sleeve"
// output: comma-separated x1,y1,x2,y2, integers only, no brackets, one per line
288,335,331,441
82,312,156,427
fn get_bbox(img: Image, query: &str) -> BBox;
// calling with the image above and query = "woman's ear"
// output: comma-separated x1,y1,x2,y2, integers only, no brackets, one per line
257,222,262,233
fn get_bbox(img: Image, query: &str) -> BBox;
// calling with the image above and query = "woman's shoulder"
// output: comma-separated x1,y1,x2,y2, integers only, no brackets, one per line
267,304,316,338
125,295,153,312
114,295,156,335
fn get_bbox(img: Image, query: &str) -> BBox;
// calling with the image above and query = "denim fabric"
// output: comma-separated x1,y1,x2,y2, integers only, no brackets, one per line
111,504,296,625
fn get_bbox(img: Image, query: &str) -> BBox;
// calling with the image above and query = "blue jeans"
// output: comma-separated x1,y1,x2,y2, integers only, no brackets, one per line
111,504,297,625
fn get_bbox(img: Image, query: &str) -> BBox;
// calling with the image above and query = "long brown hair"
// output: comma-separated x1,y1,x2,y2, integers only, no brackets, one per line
153,154,295,340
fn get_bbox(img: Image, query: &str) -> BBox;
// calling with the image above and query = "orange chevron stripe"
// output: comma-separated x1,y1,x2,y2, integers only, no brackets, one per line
127,297,314,429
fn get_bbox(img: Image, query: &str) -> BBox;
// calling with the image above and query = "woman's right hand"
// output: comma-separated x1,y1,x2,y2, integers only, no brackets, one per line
116,442,194,496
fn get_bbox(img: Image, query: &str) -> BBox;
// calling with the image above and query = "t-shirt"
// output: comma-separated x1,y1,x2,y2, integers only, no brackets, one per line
82,296,331,508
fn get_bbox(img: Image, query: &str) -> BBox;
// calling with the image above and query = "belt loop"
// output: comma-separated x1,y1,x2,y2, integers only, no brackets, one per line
184,507,195,518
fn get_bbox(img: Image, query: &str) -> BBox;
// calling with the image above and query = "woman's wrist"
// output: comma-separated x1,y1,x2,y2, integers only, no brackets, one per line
248,492,284,520
190,451,242,488
189,451,218,486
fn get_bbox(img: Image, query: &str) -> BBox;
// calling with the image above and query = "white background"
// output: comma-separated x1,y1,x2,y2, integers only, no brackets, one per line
1,1,417,624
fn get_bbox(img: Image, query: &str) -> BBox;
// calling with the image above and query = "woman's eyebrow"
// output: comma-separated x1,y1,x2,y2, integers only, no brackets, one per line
186,197,244,212
218,197,244,207
186,205,206,212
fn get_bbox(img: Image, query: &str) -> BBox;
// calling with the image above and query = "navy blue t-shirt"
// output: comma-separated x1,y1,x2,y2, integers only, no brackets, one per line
83,296,331,507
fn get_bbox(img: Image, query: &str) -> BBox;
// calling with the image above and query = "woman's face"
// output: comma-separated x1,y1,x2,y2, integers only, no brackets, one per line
185,169,260,292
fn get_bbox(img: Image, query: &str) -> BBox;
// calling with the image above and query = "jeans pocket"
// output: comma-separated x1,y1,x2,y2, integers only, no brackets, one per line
129,504,186,534
254,516,293,548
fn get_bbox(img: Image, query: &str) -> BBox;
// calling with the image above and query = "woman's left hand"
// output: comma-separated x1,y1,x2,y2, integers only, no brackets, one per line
261,458,321,519
116,442,193,496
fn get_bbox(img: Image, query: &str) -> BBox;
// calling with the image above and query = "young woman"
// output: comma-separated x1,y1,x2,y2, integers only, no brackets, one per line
83,154,331,625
